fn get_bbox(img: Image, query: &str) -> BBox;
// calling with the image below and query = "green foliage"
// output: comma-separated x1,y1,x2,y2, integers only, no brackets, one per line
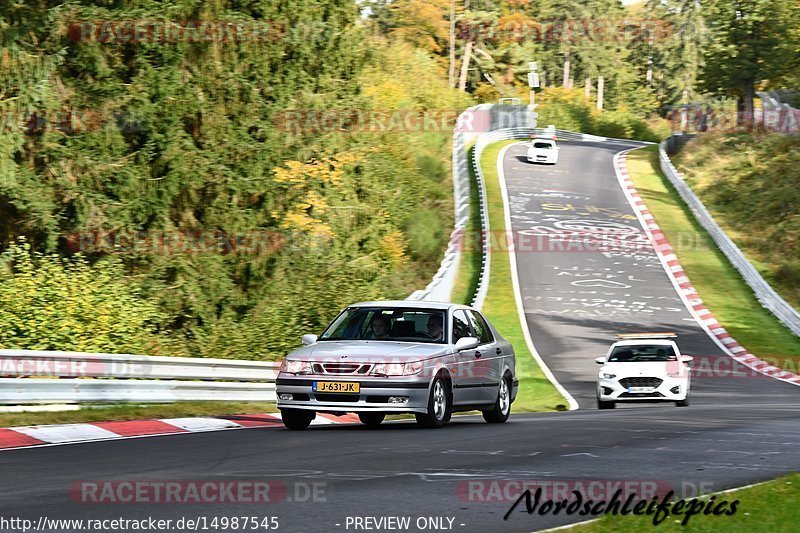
674,132,800,308
0,240,171,353
700,0,800,110
0,3,471,359
536,87,667,141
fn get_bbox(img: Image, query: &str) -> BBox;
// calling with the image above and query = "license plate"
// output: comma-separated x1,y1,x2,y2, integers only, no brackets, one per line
313,381,360,393
628,387,654,393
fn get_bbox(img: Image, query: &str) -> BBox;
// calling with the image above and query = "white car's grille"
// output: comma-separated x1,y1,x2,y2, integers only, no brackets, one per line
312,363,371,375
619,377,663,388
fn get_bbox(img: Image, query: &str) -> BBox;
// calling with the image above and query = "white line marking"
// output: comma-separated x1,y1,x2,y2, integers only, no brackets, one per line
497,143,579,411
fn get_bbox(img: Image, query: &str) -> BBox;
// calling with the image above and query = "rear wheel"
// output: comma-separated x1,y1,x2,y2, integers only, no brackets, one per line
281,409,314,430
358,413,385,427
597,398,616,410
415,377,451,428
482,376,512,423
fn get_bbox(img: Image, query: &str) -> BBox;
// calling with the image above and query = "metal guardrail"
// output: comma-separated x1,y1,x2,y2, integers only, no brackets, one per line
756,91,800,133
0,350,279,404
658,139,800,337
407,107,474,302
409,104,539,304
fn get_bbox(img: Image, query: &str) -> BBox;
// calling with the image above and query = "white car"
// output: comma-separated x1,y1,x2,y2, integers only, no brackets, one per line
595,333,692,409
527,138,560,164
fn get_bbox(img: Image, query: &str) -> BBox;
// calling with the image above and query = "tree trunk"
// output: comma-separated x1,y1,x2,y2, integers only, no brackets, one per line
596,75,604,110
743,82,755,130
562,55,570,88
458,40,474,92
448,0,456,88
585,78,591,99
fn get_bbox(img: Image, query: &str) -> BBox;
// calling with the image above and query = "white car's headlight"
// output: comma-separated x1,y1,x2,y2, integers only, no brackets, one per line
601,372,617,379
281,360,312,375
372,361,423,376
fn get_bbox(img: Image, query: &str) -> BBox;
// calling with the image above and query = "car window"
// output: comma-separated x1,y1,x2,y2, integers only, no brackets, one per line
466,310,493,344
533,142,553,149
608,345,677,362
319,307,447,343
452,310,472,343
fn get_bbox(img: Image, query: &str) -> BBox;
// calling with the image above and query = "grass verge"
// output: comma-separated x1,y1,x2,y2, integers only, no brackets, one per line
451,145,484,305
479,140,568,412
0,401,277,428
569,473,800,532
626,147,800,371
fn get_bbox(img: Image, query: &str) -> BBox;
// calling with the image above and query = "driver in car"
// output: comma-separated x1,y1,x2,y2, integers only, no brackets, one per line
427,315,444,342
370,315,391,340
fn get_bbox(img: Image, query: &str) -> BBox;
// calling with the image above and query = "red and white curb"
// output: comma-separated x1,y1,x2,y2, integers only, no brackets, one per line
613,151,800,386
0,412,359,451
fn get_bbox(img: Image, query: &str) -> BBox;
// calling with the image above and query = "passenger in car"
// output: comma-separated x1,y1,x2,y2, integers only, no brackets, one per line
369,315,391,340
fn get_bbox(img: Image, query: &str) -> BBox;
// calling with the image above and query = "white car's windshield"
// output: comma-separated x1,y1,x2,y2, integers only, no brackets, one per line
608,345,677,362
320,307,447,344
532,142,554,149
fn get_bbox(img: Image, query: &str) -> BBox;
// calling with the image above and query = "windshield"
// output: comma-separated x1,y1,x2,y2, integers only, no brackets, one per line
319,307,447,344
533,142,554,149
608,345,677,362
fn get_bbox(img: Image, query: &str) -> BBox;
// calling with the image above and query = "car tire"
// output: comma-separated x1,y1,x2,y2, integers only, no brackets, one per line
281,409,315,430
415,376,451,428
675,397,690,407
482,376,512,423
358,413,385,427
597,398,616,410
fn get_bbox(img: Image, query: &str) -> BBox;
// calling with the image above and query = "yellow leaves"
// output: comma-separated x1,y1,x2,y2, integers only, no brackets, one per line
272,149,374,240
281,211,333,240
272,149,368,187
363,80,409,109
389,0,450,54
379,230,408,268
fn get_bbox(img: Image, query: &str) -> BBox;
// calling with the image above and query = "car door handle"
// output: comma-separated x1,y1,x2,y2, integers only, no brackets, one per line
496,348,502,355
474,351,482,358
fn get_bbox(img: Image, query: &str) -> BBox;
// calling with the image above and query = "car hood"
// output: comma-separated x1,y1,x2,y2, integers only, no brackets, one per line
287,341,450,362
602,361,688,377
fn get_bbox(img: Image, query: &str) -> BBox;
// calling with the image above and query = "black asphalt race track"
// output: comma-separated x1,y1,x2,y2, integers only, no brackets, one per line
1,140,798,533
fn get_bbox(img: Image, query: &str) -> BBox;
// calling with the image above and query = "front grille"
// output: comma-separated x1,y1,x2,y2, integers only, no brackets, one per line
619,377,663,389
619,392,665,398
314,393,360,402
312,363,371,375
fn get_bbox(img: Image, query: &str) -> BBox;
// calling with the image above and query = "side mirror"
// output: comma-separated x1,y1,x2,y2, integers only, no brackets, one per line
455,337,480,351
301,334,318,346
594,356,606,365
680,355,694,363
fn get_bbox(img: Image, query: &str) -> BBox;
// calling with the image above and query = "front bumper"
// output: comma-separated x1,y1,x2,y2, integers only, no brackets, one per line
597,377,689,402
276,375,432,414
527,154,557,164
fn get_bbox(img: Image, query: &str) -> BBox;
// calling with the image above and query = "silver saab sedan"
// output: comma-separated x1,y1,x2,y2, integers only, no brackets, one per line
276,301,518,430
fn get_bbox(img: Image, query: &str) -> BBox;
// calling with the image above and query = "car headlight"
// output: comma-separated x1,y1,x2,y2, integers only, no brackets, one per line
281,360,312,375
601,372,617,379
372,361,423,376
